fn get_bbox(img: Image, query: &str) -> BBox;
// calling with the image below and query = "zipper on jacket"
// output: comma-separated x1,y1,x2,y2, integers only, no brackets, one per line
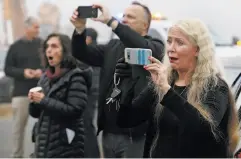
129,128,133,144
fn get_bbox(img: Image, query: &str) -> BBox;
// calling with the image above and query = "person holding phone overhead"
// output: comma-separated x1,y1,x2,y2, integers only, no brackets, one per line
83,28,101,158
70,1,165,158
28,33,92,158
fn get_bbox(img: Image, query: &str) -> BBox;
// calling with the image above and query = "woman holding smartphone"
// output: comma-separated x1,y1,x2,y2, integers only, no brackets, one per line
28,33,92,158
116,19,240,158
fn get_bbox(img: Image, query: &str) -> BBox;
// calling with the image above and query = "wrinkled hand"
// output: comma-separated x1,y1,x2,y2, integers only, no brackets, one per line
29,92,45,104
115,57,132,79
70,9,86,30
24,68,35,79
144,56,171,93
92,4,111,24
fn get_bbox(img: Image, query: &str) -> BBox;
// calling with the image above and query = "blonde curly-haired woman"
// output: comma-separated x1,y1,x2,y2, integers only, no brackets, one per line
116,19,240,158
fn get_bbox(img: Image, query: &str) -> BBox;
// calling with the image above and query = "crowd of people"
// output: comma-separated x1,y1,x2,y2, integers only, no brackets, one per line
4,1,241,158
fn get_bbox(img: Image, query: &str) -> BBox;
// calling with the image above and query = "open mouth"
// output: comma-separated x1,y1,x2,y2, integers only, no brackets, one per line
48,56,53,60
169,57,178,62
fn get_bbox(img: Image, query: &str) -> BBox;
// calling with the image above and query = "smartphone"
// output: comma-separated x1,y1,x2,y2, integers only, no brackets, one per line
124,48,152,65
77,6,98,18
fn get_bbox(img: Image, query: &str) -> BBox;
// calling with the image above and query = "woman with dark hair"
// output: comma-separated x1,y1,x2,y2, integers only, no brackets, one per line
28,33,92,158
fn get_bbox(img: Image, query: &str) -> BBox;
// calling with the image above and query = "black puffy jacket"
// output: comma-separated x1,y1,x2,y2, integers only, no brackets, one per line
29,67,92,158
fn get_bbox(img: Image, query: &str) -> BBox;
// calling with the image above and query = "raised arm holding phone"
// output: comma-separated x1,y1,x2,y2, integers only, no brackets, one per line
70,2,165,158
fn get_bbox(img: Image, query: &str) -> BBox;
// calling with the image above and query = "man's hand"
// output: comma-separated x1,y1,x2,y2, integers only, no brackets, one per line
70,9,86,31
24,69,35,79
115,58,132,79
92,4,112,24
33,69,43,79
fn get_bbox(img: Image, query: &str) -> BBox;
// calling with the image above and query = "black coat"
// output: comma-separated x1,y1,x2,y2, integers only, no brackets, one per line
117,78,232,158
29,67,92,158
72,22,165,136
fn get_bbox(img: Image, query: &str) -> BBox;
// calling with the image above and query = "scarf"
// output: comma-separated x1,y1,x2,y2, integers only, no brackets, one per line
46,68,69,82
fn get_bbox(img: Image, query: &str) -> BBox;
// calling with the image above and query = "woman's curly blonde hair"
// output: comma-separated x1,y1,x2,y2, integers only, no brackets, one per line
151,19,239,157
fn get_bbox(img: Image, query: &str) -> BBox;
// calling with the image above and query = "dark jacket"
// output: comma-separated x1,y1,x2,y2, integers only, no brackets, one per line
117,78,232,158
83,87,100,158
82,35,101,157
29,66,92,158
4,38,42,97
72,22,165,136
80,62,100,157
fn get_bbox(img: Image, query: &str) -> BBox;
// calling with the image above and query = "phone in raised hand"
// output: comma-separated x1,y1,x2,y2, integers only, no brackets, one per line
77,6,98,18
124,48,152,65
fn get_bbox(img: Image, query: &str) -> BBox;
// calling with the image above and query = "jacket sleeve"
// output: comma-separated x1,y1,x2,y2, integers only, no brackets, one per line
29,103,42,118
161,81,229,131
39,74,88,117
113,23,165,60
29,79,43,118
4,44,25,79
117,83,157,128
71,30,107,67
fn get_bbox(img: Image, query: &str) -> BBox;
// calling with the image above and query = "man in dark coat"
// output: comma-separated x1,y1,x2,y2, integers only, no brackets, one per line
4,17,43,158
83,28,100,158
70,2,165,158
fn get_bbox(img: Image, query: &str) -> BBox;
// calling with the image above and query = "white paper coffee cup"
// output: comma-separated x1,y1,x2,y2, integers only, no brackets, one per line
29,87,43,93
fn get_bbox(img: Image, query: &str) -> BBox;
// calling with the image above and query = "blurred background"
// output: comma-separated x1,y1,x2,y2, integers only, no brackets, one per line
0,0,240,157
0,0,241,44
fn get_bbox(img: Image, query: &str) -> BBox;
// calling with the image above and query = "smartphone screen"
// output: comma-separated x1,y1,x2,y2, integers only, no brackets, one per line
77,6,98,18
124,48,152,65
